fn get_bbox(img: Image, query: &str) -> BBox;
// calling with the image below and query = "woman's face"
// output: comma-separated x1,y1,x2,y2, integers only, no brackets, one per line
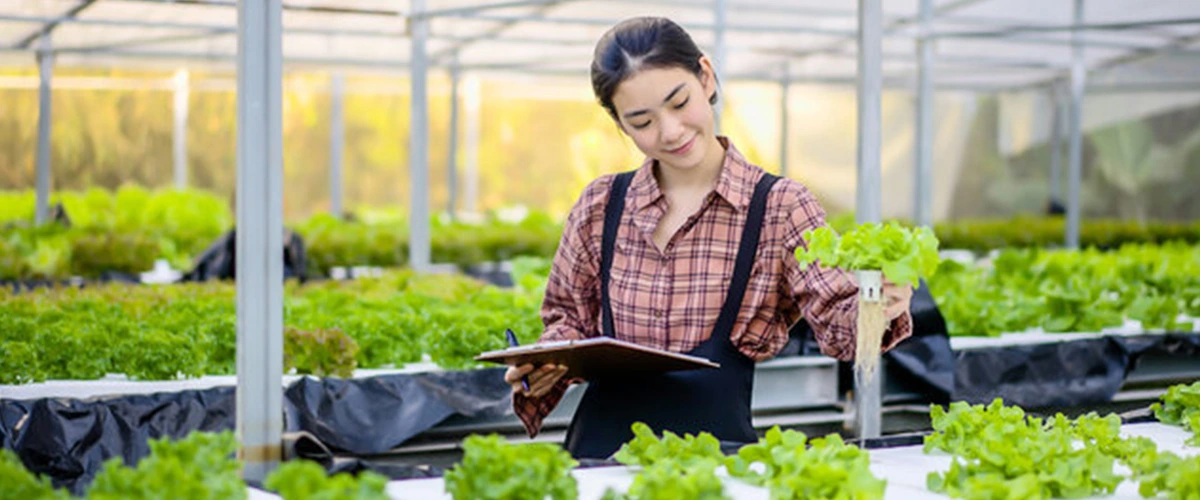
610,59,718,172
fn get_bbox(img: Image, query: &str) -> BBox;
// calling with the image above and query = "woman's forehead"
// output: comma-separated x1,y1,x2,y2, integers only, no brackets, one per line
613,67,697,106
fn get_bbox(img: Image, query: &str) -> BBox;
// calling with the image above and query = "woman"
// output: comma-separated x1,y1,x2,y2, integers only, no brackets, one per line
504,16,915,460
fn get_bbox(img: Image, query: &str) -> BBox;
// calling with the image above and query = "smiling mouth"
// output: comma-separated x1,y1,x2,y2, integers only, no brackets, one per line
667,136,695,155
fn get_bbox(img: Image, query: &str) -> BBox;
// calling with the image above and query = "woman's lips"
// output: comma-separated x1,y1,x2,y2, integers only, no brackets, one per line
667,136,695,156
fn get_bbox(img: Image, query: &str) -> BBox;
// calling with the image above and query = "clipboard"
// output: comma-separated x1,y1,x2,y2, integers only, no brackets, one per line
475,336,720,381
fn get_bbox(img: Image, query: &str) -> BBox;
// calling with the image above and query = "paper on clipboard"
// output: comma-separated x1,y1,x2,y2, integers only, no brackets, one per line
475,336,720,381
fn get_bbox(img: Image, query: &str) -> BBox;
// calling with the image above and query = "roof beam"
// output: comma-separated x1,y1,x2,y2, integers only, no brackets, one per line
932,17,1200,39
14,0,100,49
427,0,573,66
780,0,986,63
760,47,1063,70
1007,28,1200,93
102,0,401,17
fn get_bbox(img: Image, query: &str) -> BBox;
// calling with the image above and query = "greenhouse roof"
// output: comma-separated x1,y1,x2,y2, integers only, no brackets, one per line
1,0,1199,92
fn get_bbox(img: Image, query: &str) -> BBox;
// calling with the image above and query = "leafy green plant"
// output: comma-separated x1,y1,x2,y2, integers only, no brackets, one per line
1151,380,1200,445
263,459,388,500
443,434,578,500
613,422,725,469
0,340,42,385
932,216,1200,252
1,449,70,500
67,230,161,277
602,460,729,500
725,427,884,500
795,221,941,288
85,431,245,500
1128,294,1188,331
924,400,1124,499
928,242,1200,336
284,327,360,378
603,423,729,500
0,269,544,383
1132,452,1200,500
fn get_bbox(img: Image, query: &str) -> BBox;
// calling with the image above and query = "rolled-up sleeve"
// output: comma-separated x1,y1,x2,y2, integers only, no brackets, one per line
781,189,912,361
513,177,607,437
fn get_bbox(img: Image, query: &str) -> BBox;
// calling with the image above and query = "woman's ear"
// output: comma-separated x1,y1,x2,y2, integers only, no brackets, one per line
698,56,717,100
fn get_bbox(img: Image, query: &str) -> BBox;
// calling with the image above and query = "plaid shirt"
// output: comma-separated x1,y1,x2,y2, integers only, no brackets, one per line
514,137,913,437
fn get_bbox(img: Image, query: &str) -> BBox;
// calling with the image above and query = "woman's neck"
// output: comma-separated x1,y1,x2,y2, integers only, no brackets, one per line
655,135,726,194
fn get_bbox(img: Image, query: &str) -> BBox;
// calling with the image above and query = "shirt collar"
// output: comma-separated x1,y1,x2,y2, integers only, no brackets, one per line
627,136,755,213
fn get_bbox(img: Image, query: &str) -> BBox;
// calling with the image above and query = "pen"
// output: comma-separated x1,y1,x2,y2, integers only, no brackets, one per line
505,329,531,393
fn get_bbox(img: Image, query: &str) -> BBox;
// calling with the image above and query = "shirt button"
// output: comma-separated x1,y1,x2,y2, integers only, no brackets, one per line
654,310,664,318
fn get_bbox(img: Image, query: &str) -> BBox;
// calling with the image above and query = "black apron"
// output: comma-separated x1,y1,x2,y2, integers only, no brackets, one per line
563,170,781,459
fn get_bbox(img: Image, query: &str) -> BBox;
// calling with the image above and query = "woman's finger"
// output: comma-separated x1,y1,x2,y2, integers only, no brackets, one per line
505,364,533,384
530,366,566,397
527,364,558,384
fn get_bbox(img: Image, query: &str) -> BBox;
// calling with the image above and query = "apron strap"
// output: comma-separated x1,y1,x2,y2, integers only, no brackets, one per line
711,173,781,342
599,171,780,341
600,171,636,338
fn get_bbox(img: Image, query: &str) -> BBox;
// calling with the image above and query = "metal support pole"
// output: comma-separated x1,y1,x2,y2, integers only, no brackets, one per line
713,0,727,134
35,35,53,225
913,0,934,228
409,0,432,271
1065,0,1086,249
448,55,461,219
1049,83,1063,205
855,0,884,440
329,72,345,216
173,69,189,189
235,0,283,482
779,63,790,178
463,76,481,215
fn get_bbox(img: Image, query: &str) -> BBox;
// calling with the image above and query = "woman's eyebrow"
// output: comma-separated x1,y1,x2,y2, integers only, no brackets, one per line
622,82,688,120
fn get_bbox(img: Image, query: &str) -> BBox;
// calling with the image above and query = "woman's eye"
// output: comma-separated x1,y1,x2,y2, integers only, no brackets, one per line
631,121,651,130
673,98,689,109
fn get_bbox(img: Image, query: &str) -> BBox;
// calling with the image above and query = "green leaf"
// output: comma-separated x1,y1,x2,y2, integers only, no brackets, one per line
86,431,246,500
443,434,577,500
794,221,942,288
264,460,388,500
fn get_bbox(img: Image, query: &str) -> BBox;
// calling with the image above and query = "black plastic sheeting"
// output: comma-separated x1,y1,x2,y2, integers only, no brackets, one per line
180,228,309,283
283,368,511,455
0,369,509,494
953,332,1200,408
4,310,1195,493
1,387,236,495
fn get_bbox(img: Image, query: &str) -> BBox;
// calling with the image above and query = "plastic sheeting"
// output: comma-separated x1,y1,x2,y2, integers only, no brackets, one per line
4,324,1194,493
1,387,236,495
180,228,309,283
283,367,511,454
952,332,1200,408
0,369,509,494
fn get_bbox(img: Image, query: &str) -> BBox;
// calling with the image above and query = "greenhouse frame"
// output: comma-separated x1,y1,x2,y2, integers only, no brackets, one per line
2,0,1199,498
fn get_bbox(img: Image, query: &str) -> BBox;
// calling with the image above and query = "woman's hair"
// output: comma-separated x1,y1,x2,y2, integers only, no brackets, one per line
590,17,718,121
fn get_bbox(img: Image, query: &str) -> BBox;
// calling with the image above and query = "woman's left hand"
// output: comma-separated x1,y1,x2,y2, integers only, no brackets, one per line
882,279,913,321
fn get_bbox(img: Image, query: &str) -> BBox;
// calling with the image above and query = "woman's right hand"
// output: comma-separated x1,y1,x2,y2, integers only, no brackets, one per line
505,363,569,398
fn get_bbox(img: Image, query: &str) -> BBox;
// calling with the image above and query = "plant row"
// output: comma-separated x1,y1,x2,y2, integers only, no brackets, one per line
2,242,1198,384
448,382,1199,500
0,189,560,281
924,382,1200,499
1,430,390,500
5,187,1200,281
929,242,1200,337
6,382,1196,499
0,265,549,385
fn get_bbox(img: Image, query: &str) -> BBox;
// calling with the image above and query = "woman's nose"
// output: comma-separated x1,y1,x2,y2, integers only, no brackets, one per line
659,114,685,144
